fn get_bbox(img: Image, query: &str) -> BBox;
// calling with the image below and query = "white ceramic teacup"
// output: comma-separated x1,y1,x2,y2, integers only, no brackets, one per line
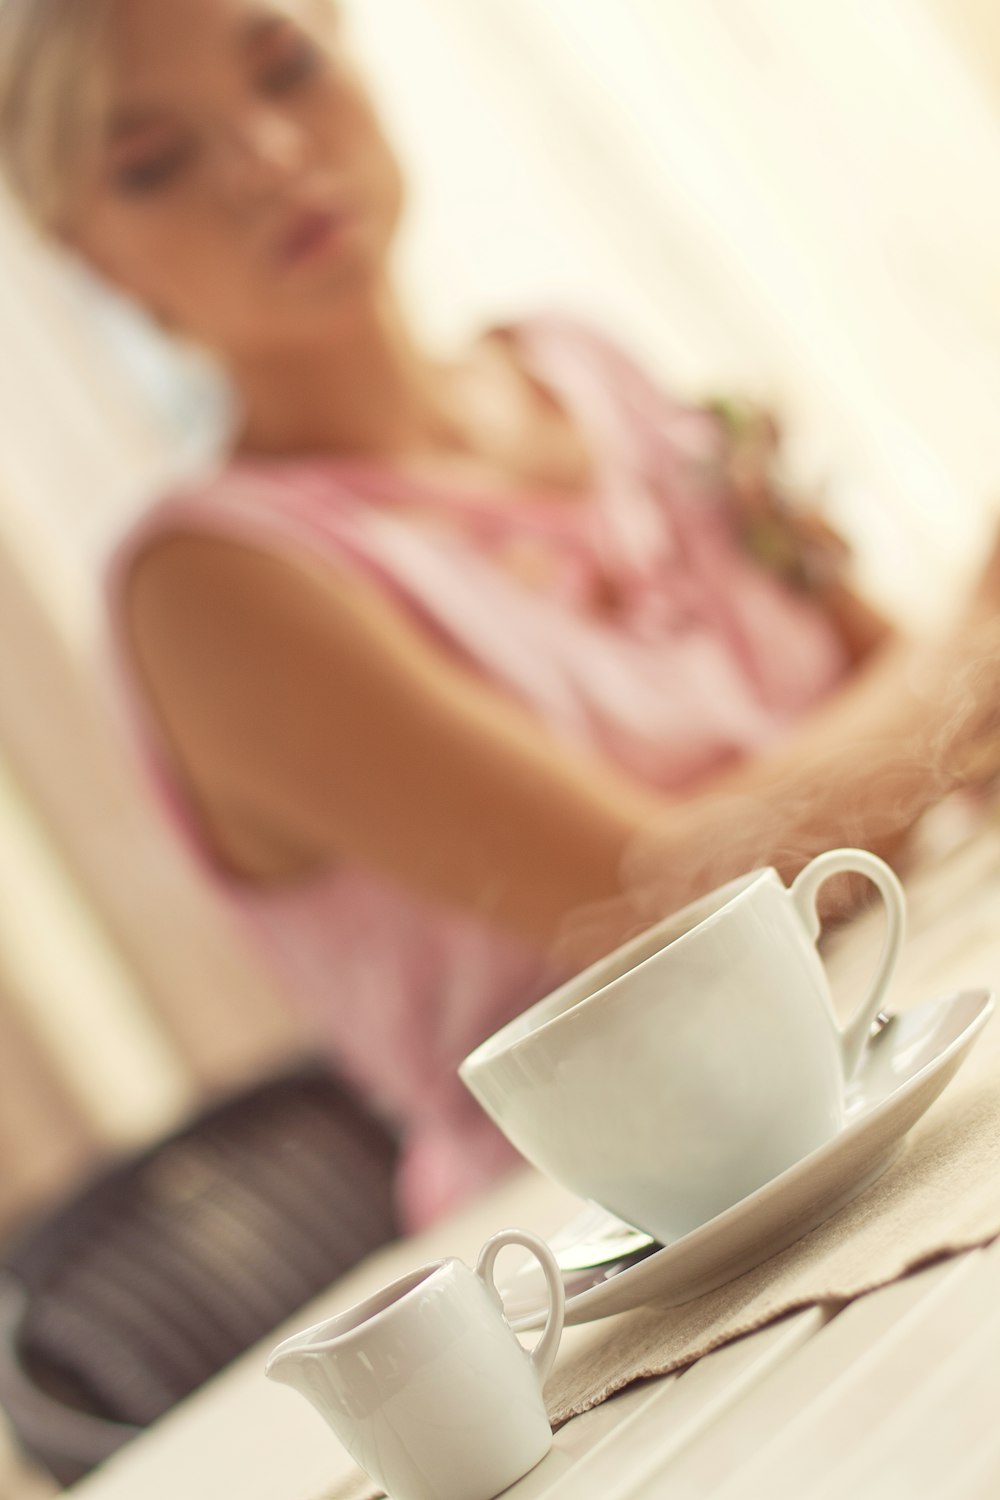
460,849,906,1244
265,1228,565,1500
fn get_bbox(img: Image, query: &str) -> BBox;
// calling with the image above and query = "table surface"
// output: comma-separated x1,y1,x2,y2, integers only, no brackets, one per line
67,813,1000,1500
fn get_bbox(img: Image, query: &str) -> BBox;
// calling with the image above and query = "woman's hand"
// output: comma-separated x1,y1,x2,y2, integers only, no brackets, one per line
968,524,1000,623
933,581,1000,795
710,397,890,663
712,399,850,591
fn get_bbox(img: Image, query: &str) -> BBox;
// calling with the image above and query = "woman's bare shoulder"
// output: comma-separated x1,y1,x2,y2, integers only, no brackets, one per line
119,524,432,880
120,519,450,767
122,523,390,662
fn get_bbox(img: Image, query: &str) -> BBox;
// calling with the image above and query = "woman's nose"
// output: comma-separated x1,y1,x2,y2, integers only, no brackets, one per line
221,107,307,199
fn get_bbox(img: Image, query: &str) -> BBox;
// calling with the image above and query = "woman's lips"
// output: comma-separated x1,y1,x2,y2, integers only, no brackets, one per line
275,205,353,269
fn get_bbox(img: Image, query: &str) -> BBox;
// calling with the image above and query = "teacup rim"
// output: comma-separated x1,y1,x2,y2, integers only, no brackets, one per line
460,866,776,1075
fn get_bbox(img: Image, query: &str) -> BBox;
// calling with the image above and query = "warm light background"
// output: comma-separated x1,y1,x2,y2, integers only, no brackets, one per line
1,10,1000,1484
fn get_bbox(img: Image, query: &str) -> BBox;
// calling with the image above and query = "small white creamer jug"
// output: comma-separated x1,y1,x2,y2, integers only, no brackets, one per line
265,1228,565,1500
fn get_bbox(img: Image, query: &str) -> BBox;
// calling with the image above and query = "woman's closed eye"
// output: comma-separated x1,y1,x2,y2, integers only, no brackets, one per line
113,140,197,195
255,37,325,96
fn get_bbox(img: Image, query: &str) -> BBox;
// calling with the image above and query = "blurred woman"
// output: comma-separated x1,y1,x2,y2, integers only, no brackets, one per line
1,0,998,1227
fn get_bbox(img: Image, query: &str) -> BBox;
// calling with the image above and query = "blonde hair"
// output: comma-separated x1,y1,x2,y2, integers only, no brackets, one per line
0,0,117,232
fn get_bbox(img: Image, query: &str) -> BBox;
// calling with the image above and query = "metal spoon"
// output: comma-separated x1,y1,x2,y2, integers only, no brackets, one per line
538,1204,657,1274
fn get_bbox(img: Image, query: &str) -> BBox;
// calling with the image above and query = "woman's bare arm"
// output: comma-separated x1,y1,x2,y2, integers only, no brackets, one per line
125,531,1000,969
124,532,663,941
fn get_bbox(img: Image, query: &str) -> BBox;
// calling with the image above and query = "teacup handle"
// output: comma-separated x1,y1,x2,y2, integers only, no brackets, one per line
790,848,906,1080
476,1229,566,1387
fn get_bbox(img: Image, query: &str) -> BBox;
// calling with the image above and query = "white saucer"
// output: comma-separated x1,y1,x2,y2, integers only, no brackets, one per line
503,988,994,1329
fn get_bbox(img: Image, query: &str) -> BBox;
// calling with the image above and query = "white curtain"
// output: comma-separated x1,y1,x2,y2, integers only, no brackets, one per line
1,0,999,1200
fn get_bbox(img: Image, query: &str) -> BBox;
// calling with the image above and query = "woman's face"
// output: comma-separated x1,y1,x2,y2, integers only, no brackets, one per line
67,0,405,356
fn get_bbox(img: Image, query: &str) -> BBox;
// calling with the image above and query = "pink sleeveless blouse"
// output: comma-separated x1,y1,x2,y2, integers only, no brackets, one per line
106,314,849,1230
